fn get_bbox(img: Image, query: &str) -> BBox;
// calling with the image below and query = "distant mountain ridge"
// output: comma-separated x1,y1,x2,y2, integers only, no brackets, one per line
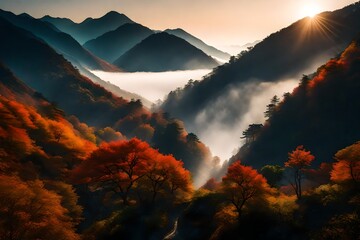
0,10,156,106
164,28,230,60
114,32,219,72
0,16,132,127
42,11,229,67
0,9,118,72
41,11,134,44
83,23,154,63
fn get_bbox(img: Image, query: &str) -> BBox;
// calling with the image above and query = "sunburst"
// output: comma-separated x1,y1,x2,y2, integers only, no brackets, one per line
301,4,321,18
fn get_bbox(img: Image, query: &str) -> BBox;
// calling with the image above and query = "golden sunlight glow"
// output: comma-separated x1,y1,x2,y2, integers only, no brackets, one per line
301,3,321,18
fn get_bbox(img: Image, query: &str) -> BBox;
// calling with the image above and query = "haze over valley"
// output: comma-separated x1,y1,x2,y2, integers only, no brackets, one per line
91,69,212,102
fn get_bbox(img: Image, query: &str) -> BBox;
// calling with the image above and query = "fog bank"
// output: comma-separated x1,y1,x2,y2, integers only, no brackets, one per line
191,79,299,161
91,69,212,102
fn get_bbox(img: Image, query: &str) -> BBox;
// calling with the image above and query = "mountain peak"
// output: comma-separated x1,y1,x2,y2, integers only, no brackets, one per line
166,28,187,33
18,13,33,19
80,11,125,23
114,32,219,72
81,17,93,23
103,11,123,17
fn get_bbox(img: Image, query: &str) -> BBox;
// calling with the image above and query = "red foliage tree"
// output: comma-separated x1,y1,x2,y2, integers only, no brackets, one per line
71,138,150,205
222,161,271,219
142,154,192,203
331,141,360,185
71,138,192,205
285,145,315,198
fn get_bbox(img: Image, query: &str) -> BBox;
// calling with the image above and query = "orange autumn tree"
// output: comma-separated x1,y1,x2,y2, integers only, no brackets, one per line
71,138,192,205
285,145,315,199
222,161,272,219
0,175,80,240
138,154,192,203
331,141,360,185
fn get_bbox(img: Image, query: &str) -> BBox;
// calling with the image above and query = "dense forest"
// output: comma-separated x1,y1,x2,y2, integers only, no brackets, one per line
0,2,360,240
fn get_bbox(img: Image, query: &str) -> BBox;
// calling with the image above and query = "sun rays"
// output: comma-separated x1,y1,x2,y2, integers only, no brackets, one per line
293,14,343,51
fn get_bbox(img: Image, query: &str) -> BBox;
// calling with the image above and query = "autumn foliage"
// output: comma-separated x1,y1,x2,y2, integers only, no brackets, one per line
222,161,272,219
285,145,315,198
71,138,192,205
331,141,360,185
0,175,80,240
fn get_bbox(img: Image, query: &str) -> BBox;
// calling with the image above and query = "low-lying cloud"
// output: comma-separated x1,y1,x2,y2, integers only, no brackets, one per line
91,69,213,102
191,79,299,162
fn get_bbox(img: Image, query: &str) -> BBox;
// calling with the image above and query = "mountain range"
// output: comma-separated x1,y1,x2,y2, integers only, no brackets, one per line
0,15,212,178
0,16,129,127
0,9,117,72
42,11,230,71
114,32,220,72
41,11,135,44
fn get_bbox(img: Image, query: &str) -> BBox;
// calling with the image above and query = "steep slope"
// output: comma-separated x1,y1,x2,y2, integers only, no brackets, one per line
165,28,230,61
64,55,153,108
114,32,219,72
0,9,117,72
238,38,360,168
0,62,35,102
0,16,134,127
41,11,134,44
161,3,360,158
0,63,98,179
84,23,154,63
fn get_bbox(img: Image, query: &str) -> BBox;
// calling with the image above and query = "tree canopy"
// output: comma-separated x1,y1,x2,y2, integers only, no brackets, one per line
222,161,272,219
71,138,192,205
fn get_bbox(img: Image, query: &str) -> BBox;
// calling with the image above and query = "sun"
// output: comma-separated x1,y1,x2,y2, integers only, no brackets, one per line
302,4,321,18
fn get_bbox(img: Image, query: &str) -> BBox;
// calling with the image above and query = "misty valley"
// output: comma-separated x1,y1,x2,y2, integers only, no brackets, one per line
90,69,213,102
0,1,360,240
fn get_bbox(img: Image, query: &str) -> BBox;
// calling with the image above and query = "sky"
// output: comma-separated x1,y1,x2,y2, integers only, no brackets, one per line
0,0,357,52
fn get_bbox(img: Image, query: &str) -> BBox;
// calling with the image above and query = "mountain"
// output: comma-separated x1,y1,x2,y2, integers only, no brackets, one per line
0,9,117,72
165,28,230,61
0,16,134,127
83,23,154,63
234,37,360,168
40,15,76,33
63,55,153,108
41,11,135,44
114,32,219,72
161,3,360,153
0,10,150,107
0,17,213,178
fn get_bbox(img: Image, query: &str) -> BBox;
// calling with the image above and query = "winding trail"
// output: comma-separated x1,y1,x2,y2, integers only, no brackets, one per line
163,218,178,240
